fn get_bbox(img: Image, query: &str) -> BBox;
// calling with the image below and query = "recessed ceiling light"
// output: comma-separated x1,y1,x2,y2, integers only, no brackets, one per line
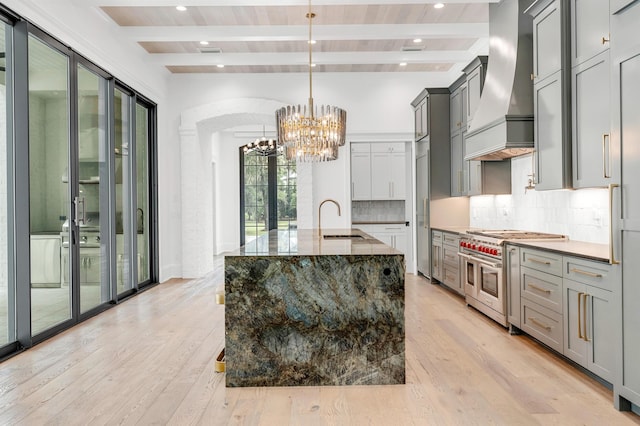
200,41,209,45
217,64,225,68
310,63,316,67
413,38,422,43
434,3,445,9
176,5,187,11
399,62,407,67
308,40,317,45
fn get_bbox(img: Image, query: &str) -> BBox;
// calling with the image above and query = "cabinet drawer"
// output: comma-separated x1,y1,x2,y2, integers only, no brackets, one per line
432,230,443,244
442,263,459,289
351,143,370,153
443,246,459,267
563,257,612,291
370,142,405,153
521,299,564,353
521,248,563,275
521,266,563,314
443,232,459,246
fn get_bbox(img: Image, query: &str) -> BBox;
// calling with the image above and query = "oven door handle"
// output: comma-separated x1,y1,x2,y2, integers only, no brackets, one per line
458,252,502,269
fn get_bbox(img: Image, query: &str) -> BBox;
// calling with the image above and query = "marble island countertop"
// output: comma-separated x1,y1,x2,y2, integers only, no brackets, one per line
226,228,402,257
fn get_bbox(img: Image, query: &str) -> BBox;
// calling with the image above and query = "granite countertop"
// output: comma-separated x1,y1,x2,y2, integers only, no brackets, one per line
507,239,610,263
226,228,402,257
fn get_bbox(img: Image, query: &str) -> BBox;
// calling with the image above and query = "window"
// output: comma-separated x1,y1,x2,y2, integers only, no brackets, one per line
240,145,296,245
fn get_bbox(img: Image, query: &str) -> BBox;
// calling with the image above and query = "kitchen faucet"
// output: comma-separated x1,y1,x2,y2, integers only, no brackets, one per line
318,199,341,236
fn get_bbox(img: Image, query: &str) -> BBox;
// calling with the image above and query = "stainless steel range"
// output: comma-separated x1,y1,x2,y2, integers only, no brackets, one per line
458,230,567,327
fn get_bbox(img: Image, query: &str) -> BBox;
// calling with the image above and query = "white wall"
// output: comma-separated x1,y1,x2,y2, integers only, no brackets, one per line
470,154,609,244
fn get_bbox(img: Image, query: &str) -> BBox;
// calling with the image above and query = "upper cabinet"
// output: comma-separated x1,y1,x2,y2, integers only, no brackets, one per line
351,143,372,200
450,77,466,134
570,0,610,67
351,142,406,201
412,93,429,142
571,0,614,188
464,56,488,132
371,143,406,200
528,0,573,191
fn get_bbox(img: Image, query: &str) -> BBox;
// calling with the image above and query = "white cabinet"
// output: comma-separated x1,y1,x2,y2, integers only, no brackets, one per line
370,143,406,200
562,257,616,383
528,0,572,191
354,223,408,256
351,143,371,200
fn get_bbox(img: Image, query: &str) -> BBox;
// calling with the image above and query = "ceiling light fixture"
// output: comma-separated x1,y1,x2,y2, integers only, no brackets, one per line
399,62,407,66
217,64,225,68
275,0,347,162
434,3,445,9
176,5,187,11
413,38,422,43
200,41,209,45
243,125,282,157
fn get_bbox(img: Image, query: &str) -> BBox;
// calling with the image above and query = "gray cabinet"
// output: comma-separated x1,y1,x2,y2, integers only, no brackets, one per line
519,247,564,353
562,257,616,383
450,131,465,197
467,159,511,196
506,245,521,329
572,51,613,188
442,232,463,295
528,0,573,191
413,95,429,141
464,56,487,132
570,0,610,66
612,0,640,411
350,143,371,200
416,141,430,276
450,80,465,133
431,230,443,282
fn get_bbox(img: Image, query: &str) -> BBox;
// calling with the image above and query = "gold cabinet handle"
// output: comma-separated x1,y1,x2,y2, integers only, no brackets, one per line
577,291,583,339
582,293,591,342
602,36,610,45
528,283,551,294
529,317,552,331
570,268,602,278
530,73,536,81
609,184,620,265
214,348,226,373
528,257,551,265
603,134,611,178
216,292,225,305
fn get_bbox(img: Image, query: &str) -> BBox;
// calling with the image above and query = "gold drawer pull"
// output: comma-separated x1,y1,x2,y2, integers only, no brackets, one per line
602,36,610,45
529,317,552,331
528,257,551,265
570,268,602,278
528,283,551,294
216,292,225,305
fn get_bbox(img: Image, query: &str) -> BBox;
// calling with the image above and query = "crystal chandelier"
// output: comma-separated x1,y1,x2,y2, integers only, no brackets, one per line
243,125,282,156
275,0,347,162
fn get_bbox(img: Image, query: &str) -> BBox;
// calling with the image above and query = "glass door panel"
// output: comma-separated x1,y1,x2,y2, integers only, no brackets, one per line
0,22,13,346
114,88,132,295
77,64,109,313
135,102,150,284
28,34,71,335
243,153,269,244
276,154,296,231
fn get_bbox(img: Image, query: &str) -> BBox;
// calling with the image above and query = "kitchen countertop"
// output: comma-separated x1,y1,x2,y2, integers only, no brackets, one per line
352,221,408,225
225,228,401,257
506,239,610,263
430,226,481,235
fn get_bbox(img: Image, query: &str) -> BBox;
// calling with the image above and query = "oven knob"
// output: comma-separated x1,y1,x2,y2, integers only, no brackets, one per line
481,246,487,252
460,242,466,248
491,248,498,255
471,244,477,250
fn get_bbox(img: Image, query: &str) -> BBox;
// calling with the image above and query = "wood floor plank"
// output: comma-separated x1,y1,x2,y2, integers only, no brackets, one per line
0,269,638,425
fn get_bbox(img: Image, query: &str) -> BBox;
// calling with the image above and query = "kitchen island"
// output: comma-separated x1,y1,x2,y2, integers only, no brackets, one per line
224,229,405,387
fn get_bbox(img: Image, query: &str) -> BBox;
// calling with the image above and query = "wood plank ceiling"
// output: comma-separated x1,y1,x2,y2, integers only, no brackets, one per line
94,1,493,74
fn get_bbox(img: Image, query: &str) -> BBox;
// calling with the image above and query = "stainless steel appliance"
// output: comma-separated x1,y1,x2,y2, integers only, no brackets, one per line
458,230,566,327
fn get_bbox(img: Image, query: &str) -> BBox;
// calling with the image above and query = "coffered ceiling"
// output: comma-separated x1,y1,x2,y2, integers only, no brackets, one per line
88,0,495,74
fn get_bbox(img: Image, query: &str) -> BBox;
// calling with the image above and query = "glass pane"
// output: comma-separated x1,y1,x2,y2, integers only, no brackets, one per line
28,35,71,335
135,102,150,284
77,64,109,313
115,88,132,295
0,23,13,345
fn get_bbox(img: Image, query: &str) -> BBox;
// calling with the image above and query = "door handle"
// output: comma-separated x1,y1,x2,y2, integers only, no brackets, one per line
582,293,591,342
74,196,86,226
528,283,551,294
609,184,620,265
423,198,428,229
602,134,611,178
570,268,602,278
577,291,583,340
528,257,551,265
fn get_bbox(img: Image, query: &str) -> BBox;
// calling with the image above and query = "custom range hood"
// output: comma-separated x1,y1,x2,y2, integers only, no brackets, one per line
465,0,534,161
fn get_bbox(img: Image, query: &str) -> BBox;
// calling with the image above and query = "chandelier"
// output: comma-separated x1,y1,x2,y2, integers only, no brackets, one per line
243,125,282,156
275,0,347,162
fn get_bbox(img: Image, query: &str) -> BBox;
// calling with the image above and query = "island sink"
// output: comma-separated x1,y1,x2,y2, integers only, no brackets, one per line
224,228,405,387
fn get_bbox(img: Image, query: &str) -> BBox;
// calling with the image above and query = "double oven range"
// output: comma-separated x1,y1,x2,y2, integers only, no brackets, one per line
458,230,566,327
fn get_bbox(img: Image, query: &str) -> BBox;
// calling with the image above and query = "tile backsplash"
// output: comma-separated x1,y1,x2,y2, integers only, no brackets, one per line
470,154,609,244
352,200,406,223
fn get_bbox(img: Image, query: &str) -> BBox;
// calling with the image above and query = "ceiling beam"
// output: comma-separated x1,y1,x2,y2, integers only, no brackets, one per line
121,23,489,42
147,50,477,66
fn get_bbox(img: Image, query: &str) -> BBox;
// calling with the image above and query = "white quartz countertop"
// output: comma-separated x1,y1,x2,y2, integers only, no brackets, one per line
225,229,402,257
507,239,610,263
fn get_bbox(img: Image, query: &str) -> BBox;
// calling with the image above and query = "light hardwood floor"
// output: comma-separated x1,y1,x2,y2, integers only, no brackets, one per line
0,266,638,425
